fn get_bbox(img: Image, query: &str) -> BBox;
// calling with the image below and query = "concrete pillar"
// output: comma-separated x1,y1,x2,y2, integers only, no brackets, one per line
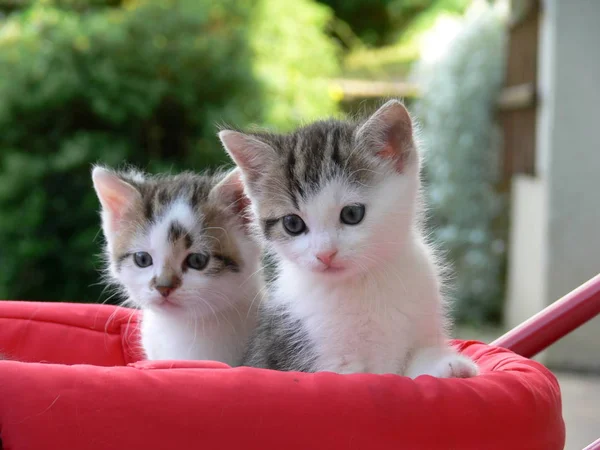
505,0,600,370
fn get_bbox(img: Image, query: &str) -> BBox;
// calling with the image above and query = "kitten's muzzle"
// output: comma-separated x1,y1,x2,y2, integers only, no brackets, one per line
316,250,338,267
156,286,174,298
153,275,182,298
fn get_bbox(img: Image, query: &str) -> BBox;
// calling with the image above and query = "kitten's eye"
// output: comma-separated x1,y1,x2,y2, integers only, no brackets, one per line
133,252,153,268
282,214,306,236
340,204,366,225
186,253,210,271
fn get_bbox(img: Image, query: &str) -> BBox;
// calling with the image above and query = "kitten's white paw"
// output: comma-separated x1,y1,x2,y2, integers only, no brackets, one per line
405,347,479,379
428,354,479,379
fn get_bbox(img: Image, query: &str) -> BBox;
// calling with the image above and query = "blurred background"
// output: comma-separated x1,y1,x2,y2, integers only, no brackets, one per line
0,0,598,446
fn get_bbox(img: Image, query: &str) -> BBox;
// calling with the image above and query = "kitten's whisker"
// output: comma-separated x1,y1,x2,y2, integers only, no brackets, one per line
188,311,198,355
203,226,231,245
202,234,224,253
348,168,383,176
195,288,243,322
360,253,409,298
103,305,121,338
124,308,139,351
224,196,248,213
190,288,240,333
240,265,265,287
199,313,206,343
100,286,123,304
246,283,269,321
197,296,220,330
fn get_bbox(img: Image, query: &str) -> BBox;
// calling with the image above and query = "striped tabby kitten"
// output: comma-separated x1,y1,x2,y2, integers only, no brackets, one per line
219,100,478,377
92,167,262,365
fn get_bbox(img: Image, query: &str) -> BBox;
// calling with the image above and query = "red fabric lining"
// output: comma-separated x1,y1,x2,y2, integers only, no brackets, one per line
0,301,565,450
0,301,133,333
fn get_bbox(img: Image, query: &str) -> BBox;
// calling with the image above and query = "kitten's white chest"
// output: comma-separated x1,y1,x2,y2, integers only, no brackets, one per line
278,272,416,375
314,304,411,374
141,307,254,366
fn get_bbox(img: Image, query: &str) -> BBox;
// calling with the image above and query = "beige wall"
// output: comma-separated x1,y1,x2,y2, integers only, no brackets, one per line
505,175,547,330
505,0,600,370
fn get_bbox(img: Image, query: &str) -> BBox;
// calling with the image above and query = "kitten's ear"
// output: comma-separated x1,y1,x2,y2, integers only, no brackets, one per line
92,166,141,236
218,130,274,182
356,100,415,172
211,168,251,219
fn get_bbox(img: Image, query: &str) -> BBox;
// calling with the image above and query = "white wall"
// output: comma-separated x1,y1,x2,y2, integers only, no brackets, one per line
506,0,600,370
543,0,600,369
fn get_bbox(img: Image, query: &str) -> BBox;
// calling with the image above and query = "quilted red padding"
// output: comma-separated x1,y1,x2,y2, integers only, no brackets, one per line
0,301,565,450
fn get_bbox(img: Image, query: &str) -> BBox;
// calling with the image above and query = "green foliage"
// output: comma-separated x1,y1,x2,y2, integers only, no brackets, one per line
394,0,470,45
337,0,470,82
413,5,507,324
317,0,395,46
0,0,339,302
318,0,469,47
251,0,339,130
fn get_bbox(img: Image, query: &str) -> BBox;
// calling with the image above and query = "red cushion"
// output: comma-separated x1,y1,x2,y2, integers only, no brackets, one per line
0,301,565,450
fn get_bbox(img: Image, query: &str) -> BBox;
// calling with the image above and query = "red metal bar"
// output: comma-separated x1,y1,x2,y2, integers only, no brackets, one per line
583,438,600,450
492,273,600,359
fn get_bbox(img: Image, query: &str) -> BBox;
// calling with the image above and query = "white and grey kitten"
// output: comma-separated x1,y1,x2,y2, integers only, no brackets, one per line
92,166,262,366
219,100,478,378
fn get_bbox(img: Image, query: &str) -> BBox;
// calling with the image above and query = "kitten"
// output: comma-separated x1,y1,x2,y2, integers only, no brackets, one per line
219,100,478,378
92,166,262,366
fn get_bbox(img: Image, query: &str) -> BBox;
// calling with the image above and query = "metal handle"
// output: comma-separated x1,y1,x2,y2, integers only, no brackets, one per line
492,273,600,359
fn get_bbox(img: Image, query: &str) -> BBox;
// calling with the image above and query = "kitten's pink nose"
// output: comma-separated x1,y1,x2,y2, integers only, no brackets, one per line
156,286,174,298
154,274,181,298
316,250,338,267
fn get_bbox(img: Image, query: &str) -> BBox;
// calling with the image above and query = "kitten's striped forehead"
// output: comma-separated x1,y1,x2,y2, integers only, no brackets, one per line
251,120,376,209
111,171,243,275
121,172,215,223
149,200,197,251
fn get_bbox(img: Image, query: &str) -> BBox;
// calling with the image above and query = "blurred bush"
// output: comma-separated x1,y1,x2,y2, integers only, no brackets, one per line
318,0,469,47
321,0,470,83
251,0,339,129
413,3,507,324
0,0,338,303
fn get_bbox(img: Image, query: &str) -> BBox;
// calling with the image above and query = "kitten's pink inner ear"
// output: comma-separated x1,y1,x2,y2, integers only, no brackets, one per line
358,100,413,173
92,167,140,224
218,130,271,178
377,123,408,172
378,148,401,171
213,168,251,221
